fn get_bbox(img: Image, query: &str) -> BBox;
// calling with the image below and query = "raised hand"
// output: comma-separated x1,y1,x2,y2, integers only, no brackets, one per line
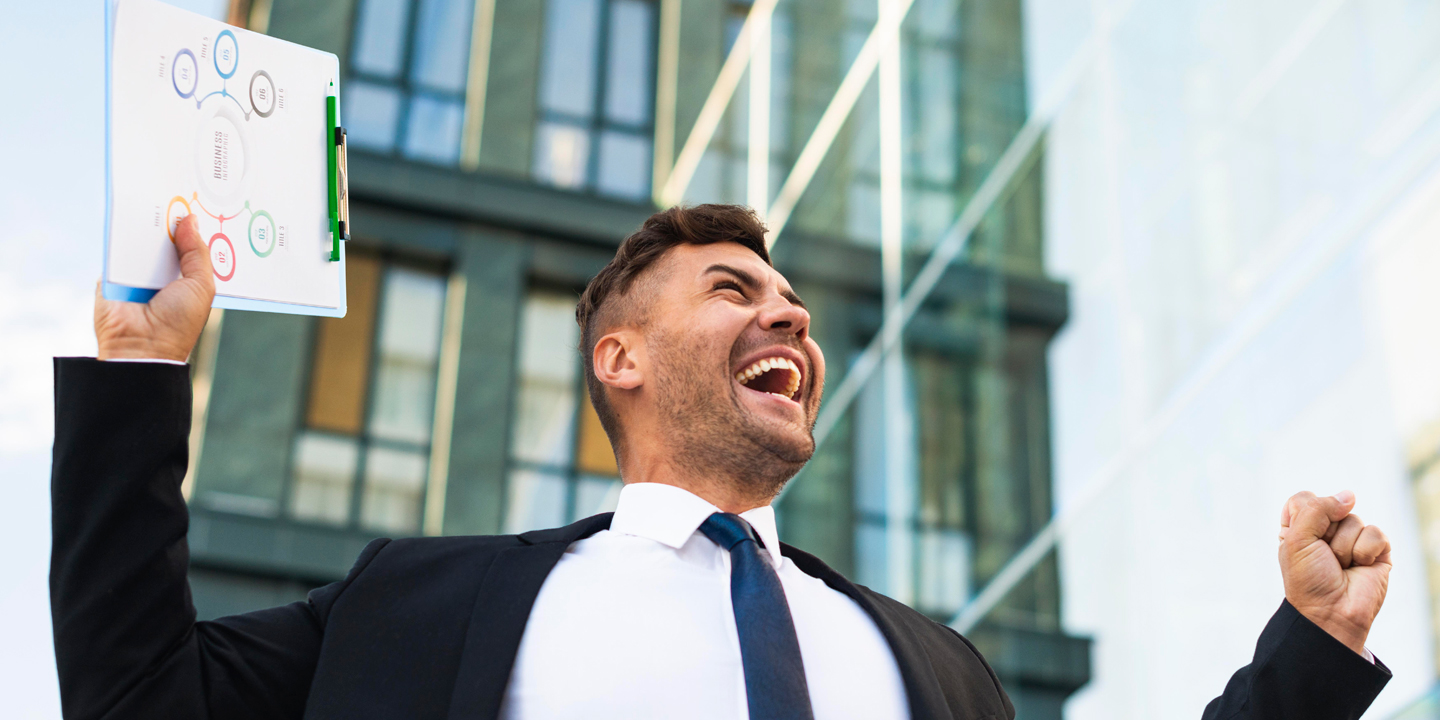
94,214,216,362
1279,491,1392,656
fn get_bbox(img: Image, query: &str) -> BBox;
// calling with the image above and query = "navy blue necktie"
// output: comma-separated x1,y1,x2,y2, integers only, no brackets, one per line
698,512,815,720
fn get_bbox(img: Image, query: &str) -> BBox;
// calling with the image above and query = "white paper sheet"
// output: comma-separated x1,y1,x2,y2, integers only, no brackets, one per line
105,0,346,315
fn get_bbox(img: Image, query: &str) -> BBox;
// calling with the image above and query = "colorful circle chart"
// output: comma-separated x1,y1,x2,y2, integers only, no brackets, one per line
249,70,276,117
210,233,237,281
249,210,276,257
172,49,199,99
165,196,192,240
169,30,275,120
214,30,239,79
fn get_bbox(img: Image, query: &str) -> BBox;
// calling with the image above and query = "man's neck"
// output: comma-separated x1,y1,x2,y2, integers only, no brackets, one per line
617,459,772,514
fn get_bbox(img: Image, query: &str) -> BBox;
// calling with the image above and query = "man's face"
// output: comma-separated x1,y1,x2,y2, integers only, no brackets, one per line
638,242,826,494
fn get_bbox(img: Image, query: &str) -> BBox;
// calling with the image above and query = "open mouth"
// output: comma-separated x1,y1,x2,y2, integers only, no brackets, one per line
734,356,803,402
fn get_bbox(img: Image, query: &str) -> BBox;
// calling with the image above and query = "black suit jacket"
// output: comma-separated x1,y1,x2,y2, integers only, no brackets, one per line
50,358,1390,719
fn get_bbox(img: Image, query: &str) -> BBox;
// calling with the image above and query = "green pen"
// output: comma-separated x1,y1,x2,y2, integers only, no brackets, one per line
326,86,339,261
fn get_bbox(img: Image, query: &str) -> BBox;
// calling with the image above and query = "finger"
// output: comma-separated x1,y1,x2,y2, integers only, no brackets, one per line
1286,491,1356,544
172,215,215,294
1351,525,1391,567
1282,491,1314,528
1328,515,1365,568
93,279,107,330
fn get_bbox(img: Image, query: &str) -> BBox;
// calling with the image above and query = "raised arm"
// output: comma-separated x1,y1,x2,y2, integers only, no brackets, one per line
1201,492,1392,719
50,217,384,719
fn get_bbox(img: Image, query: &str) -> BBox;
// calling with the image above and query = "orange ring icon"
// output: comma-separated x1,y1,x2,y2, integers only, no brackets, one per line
165,196,192,241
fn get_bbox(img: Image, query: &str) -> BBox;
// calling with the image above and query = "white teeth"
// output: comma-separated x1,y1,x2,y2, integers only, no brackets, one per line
735,355,804,400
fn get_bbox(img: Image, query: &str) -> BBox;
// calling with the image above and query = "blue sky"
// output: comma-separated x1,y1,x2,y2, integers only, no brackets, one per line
0,1,226,716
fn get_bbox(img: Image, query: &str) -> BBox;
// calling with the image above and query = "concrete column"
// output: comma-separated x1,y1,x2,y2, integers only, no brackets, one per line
194,312,313,512
440,227,529,535
265,0,358,60
478,2,545,175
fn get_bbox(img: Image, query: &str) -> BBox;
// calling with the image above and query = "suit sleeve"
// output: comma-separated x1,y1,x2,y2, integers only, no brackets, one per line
49,357,389,720
1201,600,1391,720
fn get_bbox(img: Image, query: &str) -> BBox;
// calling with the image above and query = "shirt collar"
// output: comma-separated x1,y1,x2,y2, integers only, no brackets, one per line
609,482,784,566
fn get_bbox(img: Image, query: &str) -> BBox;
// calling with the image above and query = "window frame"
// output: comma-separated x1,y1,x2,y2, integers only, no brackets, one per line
500,281,622,533
345,0,473,162
533,0,662,199
283,247,452,535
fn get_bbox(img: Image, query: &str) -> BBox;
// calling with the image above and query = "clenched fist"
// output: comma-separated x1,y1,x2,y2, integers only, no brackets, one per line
94,214,216,362
1280,491,1392,656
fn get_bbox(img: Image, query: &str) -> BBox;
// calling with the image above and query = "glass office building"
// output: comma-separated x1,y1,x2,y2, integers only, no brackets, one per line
188,0,1089,715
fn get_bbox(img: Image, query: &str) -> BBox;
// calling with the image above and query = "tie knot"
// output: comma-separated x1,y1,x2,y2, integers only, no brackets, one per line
699,512,759,551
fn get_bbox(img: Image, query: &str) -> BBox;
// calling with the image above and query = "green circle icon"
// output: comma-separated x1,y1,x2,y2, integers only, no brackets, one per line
248,210,276,257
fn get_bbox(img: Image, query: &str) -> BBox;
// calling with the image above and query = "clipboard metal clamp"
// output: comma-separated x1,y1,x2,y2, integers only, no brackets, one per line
327,91,349,261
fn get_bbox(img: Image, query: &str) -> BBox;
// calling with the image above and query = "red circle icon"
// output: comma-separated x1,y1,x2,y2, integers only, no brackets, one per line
210,233,236,281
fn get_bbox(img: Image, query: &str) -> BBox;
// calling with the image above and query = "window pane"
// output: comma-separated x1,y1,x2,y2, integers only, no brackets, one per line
290,433,360,525
604,0,655,126
769,14,792,154
855,520,888,590
685,148,725,204
307,255,381,434
912,0,959,41
505,469,568,533
409,0,475,93
596,130,650,201
574,475,622,521
913,45,957,184
575,389,618,475
539,0,601,117
370,268,447,444
846,178,882,247
853,367,887,517
533,122,592,190
360,446,428,533
346,81,404,151
352,0,413,79
911,188,954,251
403,95,465,165
917,527,970,615
510,292,581,465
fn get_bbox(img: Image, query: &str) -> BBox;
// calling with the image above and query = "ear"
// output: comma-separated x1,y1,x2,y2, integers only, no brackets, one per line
593,329,644,391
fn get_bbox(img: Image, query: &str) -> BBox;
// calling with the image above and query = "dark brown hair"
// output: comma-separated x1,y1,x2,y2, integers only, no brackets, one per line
576,204,771,454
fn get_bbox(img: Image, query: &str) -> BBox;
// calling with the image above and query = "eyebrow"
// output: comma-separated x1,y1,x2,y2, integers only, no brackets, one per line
703,263,807,310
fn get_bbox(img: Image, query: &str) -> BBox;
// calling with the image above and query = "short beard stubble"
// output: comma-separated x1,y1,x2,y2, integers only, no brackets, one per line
647,324,817,504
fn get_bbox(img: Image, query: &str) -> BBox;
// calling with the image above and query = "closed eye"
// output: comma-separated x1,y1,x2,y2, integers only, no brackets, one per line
713,280,746,297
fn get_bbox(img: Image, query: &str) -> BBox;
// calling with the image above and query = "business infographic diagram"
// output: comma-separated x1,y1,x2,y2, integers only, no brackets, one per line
166,29,284,282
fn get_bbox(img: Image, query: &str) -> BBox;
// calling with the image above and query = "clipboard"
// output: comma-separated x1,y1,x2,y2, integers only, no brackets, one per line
103,0,350,317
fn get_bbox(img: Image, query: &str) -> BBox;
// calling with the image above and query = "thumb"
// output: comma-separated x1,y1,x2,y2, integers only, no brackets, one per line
1327,490,1356,522
174,215,215,290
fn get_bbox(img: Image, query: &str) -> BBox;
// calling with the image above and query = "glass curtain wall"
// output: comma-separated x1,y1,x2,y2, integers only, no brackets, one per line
663,0,1052,627
683,1,793,207
504,289,623,533
532,0,659,201
330,0,1054,631
289,254,449,535
345,0,477,163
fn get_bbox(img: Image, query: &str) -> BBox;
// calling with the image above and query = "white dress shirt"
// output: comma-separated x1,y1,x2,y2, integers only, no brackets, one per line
499,482,910,720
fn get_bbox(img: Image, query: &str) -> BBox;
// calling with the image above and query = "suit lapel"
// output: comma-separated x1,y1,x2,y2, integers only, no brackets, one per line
782,544,952,720
446,513,613,720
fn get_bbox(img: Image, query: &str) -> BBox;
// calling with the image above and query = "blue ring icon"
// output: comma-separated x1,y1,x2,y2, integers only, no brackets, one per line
214,30,239,79
172,49,198,98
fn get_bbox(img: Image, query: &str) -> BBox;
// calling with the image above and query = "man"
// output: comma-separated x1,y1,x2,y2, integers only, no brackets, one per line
53,205,1393,719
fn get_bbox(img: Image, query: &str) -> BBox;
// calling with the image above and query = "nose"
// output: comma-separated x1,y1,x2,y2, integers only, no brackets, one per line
757,293,809,341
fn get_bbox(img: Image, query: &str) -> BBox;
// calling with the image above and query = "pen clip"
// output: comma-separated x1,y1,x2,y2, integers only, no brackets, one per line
335,126,349,245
